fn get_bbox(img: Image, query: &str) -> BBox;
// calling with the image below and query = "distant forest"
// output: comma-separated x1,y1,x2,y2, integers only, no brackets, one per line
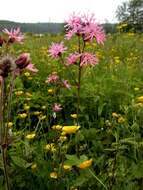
0,20,117,34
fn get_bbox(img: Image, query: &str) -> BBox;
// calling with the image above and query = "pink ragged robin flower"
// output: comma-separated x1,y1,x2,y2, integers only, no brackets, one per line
66,53,81,66
82,14,106,44
45,72,59,84
65,14,83,39
49,42,67,58
26,63,38,73
62,80,71,89
65,13,106,44
52,103,62,112
3,28,24,44
80,53,98,67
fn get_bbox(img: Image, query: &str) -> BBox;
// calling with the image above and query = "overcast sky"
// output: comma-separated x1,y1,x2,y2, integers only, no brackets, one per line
0,0,125,23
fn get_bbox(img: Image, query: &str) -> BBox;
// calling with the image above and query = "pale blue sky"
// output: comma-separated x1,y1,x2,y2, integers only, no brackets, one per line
0,0,125,23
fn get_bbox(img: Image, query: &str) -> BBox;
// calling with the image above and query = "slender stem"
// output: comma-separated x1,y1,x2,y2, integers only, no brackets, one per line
4,73,15,144
88,169,108,190
0,77,4,144
2,147,10,190
76,67,81,121
76,39,86,121
0,78,10,190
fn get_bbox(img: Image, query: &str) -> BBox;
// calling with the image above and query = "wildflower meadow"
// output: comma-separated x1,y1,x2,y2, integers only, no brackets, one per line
0,13,143,190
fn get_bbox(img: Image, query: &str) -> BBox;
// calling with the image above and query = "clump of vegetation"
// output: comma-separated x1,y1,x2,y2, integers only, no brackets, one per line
0,12,143,190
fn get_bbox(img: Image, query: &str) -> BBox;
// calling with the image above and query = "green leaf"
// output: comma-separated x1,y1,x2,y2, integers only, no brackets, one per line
11,156,31,168
65,154,88,166
131,161,143,179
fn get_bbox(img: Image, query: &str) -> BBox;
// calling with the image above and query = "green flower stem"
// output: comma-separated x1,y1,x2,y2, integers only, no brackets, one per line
88,169,108,190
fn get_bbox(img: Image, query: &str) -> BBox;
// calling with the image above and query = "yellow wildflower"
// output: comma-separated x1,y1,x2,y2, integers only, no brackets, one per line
31,163,37,170
78,159,93,169
45,143,56,152
118,117,125,124
59,136,67,142
8,122,13,128
137,96,143,103
62,126,80,134
52,125,62,130
15,91,23,96
134,103,143,108
50,172,58,179
70,114,77,119
33,111,41,116
48,89,54,94
24,72,30,77
63,165,72,170
42,106,46,109
26,133,36,139
24,104,30,111
61,131,66,136
112,112,118,118
19,113,27,119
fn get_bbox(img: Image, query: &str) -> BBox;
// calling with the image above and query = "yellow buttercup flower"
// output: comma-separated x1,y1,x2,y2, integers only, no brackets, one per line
61,131,66,136
78,159,93,169
24,72,30,77
8,122,13,128
26,133,36,139
48,89,54,94
33,111,41,115
15,90,23,96
112,112,118,118
137,96,143,103
59,136,67,142
50,172,58,179
134,103,143,108
118,117,125,124
52,125,62,130
63,165,72,170
42,106,46,109
45,143,56,152
19,113,27,119
31,163,37,170
70,114,77,119
24,104,30,111
62,126,80,134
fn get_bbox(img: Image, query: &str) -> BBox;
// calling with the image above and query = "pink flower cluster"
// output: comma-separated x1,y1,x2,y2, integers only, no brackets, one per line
62,80,71,89
65,13,106,44
52,103,62,112
80,53,98,67
66,52,98,67
49,42,67,58
45,72,59,84
3,28,24,44
66,53,80,66
45,72,71,89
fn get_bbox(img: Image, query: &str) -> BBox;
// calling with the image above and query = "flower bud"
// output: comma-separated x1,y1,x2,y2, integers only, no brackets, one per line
15,53,30,69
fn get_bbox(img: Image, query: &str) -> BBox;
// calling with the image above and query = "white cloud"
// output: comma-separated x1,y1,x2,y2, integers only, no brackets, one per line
0,0,125,23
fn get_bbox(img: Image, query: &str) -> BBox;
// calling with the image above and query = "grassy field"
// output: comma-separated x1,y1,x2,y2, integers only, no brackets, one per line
1,32,143,190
